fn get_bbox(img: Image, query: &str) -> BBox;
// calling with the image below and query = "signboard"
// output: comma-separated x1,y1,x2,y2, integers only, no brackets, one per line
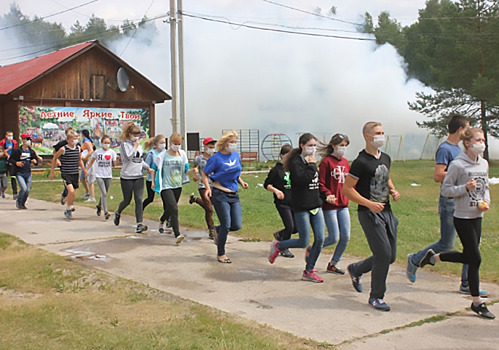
18,106,150,154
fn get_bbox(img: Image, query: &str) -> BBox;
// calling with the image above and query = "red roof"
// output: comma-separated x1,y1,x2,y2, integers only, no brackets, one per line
0,41,94,95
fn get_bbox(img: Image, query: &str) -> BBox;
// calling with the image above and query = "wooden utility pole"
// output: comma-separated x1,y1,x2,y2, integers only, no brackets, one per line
169,0,178,133
178,0,187,147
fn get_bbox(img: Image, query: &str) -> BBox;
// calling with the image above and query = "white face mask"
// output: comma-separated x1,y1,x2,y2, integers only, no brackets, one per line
206,147,215,155
157,143,166,151
7,136,13,141
131,136,139,142
470,142,485,156
102,143,111,150
370,135,385,149
335,145,347,157
72,139,79,146
24,140,31,146
305,146,316,156
171,144,181,152
226,143,237,153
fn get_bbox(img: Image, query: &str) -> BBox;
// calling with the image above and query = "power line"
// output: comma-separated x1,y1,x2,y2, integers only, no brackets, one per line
0,0,99,31
119,0,156,57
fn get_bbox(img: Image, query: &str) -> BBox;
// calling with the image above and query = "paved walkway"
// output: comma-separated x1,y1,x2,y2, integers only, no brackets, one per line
1,197,497,348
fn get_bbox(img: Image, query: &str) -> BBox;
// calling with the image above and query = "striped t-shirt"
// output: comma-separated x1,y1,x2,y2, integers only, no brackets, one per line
60,145,80,175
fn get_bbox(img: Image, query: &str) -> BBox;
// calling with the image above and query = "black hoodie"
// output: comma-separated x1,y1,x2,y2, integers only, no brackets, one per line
289,153,322,212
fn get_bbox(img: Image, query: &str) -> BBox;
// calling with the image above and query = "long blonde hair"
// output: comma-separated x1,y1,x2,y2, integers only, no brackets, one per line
119,121,141,141
216,130,238,152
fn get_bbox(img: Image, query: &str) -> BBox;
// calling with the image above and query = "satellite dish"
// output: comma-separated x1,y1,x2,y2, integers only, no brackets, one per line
117,67,129,92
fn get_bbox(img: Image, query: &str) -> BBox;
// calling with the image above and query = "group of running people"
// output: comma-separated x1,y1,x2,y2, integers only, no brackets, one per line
0,115,493,318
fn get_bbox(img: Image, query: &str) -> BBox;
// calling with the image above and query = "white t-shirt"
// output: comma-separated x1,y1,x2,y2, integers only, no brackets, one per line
91,148,117,178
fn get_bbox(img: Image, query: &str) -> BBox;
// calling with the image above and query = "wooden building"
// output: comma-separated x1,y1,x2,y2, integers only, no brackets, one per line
0,40,170,143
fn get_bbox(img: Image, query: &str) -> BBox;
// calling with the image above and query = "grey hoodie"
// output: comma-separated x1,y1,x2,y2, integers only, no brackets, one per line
441,151,490,219
120,140,149,179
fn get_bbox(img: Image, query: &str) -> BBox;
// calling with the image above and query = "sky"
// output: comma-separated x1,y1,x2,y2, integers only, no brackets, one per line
2,0,497,159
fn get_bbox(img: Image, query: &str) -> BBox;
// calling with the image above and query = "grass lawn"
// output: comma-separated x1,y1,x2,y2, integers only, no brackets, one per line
28,159,499,282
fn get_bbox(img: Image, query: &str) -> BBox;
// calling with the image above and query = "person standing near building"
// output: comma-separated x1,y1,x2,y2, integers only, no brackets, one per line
202,130,248,263
50,130,87,219
0,130,18,199
318,133,351,275
114,122,152,233
86,135,118,220
151,132,186,244
264,144,296,258
190,137,217,239
268,133,325,283
419,128,494,319
9,133,40,209
343,122,400,311
0,145,8,198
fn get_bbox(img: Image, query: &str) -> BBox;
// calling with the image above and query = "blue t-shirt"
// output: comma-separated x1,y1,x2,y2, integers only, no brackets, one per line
435,141,462,171
161,153,183,189
5,140,14,156
203,151,242,192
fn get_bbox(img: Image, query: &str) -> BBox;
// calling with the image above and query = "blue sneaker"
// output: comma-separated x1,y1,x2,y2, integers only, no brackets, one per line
347,264,362,293
406,254,418,283
369,298,391,311
460,284,488,298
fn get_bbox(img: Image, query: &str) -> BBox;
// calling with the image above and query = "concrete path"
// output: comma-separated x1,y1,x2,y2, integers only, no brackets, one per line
1,197,497,348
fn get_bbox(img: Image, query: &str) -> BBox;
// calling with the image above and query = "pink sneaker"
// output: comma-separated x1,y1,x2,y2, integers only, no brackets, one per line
268,240,281,264
302,270,323,283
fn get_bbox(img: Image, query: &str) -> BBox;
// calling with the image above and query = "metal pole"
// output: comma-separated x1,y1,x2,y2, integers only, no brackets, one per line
169,0,178,133
177,0,187,148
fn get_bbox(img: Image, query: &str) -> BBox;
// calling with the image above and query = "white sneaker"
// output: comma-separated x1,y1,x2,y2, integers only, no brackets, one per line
85,198,97,202
176,234,185,245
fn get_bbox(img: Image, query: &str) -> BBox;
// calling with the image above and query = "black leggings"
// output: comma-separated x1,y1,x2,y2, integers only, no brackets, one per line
117,177,144,223
160,188,182,237
275,203,297,241
142,180,155,210
440,217,482,297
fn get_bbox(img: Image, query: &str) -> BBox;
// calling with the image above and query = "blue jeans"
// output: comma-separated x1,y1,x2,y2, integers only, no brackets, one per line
323,207,351,265
411,195,468,284
16,172,32,206
211,188,242,256
278,208,325,272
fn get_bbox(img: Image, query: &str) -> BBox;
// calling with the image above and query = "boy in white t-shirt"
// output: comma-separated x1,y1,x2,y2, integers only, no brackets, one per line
86,135,118,219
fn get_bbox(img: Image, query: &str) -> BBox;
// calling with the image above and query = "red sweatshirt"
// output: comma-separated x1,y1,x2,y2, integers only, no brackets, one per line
319,155,350,210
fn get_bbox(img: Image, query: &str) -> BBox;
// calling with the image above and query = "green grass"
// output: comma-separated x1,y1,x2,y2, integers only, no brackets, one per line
0,234,322,349
27,159,499,282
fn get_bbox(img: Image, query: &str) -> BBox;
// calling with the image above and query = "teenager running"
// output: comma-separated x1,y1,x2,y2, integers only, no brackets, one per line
190,137,217,239
419,128,494,319
264,144,296,258
202,130,248,263
114,122,152,233
343,122,400,311
50,130,87,220
80,129,95,201
151,132,186,244
142,134,167,211
86,135,118,220
9,133,41,209
318,133,351,275
52,127,74,205
268,133,325,283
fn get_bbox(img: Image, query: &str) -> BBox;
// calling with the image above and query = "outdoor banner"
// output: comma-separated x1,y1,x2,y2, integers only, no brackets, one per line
18,105,150,154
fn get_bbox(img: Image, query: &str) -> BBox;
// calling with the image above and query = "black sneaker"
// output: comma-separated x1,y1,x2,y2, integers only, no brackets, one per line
136,224,148,233
347,264,362,292
471,302,495,319
280,249,294,258
419,249,436,268
369,298,391,311
114,213,121,226
96,205,101,216
189,193,196,205
104,212,110,220
327,262,345,275
166,219,171,228
273,231,282,241
159,221,165,234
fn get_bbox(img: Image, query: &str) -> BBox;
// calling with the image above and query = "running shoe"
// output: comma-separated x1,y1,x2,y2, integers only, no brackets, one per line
82,192,90,200
471,302,495,319
302,270,323,283
268,240,281,264
104,212,110,220
159,221,165,234
347,264,362,292
369,298,391,311
96,205,101,216
176,234,185,244
208,227,215,240
60,194,67,205
273,231,282,241
114,213,121,226
85,198,97,203
419,249,436,268
280,249,294,258
460,284,488,298
64,209,74,220
136,224,148,233
326,262,345,275
406,254,418,283
189,193,196,204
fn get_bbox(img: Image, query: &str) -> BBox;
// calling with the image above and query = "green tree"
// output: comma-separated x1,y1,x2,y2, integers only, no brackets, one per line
365,0,499,159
